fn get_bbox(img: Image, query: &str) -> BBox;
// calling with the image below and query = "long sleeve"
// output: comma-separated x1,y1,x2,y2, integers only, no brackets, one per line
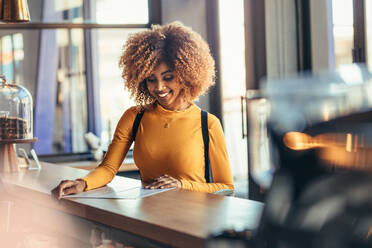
179,115,234,193
81,107,138,191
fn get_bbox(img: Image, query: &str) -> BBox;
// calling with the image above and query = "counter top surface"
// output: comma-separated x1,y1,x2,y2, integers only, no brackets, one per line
1,162,263,247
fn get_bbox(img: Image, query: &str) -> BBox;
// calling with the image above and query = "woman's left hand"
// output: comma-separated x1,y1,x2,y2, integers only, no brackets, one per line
144,174,182,189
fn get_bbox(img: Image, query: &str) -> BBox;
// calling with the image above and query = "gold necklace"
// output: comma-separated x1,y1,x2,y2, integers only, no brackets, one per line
163,118,172,128
161,102,191,128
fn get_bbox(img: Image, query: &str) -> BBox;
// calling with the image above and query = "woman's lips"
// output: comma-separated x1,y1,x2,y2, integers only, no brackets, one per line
157,92,169,98
156,90,172,99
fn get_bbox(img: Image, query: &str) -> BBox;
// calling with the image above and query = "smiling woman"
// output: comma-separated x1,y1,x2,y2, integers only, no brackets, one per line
52,22,234,198
119,22,215,108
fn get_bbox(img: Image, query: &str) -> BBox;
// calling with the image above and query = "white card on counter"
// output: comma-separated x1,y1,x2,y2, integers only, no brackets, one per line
64,186,175,199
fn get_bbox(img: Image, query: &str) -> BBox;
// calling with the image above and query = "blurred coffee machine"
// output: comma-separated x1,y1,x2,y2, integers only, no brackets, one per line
209,64,372,248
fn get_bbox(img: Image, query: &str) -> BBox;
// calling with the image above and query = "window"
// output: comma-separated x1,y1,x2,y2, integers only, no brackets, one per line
0,33,25,84
96,29,144,146
218,0,248,182
0,0,151,157
332,0,354,66
332,0,372,68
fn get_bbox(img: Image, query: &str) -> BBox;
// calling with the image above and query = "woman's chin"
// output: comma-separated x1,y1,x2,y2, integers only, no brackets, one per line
157,96,173,106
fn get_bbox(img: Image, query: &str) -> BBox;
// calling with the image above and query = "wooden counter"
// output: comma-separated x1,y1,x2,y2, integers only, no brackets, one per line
59,160,139,172
0,162,263,247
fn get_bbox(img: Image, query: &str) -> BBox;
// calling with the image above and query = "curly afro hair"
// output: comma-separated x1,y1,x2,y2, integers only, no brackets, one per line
118,22,215,107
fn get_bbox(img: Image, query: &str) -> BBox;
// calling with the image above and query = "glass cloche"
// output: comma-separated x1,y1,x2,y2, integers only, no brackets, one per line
0,75,33,140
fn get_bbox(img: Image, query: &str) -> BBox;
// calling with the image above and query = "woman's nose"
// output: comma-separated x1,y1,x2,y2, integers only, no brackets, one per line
155,80,166,91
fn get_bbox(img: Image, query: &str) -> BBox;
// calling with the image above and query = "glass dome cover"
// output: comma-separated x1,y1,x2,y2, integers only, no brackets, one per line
0,75,33,140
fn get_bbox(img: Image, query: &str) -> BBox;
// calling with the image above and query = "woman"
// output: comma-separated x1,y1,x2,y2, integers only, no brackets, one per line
52,22,234,199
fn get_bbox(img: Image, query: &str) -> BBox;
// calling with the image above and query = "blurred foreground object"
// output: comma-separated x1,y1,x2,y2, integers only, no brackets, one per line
210,64,372,247
85,132,104,161
259,64,372,248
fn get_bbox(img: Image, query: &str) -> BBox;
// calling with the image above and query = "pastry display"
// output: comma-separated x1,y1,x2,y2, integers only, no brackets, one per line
0,75,33,140
0,116,28,139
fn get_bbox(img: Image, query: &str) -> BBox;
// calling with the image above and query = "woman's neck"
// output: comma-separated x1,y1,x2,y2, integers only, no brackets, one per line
158,100,191,111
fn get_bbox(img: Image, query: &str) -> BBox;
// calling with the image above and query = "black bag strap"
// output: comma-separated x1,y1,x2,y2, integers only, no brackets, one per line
201,110,213,183
132,111,144,141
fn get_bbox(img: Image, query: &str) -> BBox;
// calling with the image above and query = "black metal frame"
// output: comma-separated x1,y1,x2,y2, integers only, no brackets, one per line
295,0,312,72
206,0,223,124
352,0,367,63
244,0,267,202
244,0,266,90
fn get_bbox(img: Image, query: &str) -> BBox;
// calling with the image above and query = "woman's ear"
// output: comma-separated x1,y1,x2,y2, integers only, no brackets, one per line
179,87,188,100
139,80,148,92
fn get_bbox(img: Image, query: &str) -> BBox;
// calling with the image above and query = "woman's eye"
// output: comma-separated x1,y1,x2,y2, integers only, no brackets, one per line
147,78,156,83
164,75,174,81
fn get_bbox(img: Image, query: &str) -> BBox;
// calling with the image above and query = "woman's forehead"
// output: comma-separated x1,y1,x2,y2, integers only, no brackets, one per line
150,61,174,75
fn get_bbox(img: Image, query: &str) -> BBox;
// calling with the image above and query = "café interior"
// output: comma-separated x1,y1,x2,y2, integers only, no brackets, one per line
1,0,372,247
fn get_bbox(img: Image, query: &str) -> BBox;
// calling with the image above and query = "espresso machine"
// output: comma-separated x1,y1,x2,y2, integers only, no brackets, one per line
209,64,372,247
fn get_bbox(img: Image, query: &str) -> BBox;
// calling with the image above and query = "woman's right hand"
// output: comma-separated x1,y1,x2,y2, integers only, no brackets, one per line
51,179,86,200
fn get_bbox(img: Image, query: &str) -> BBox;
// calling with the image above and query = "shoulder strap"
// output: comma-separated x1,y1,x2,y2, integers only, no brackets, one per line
201,110,213,183
132,111,144,141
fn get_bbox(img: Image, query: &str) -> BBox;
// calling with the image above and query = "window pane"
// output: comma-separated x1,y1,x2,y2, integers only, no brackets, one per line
0,29,89,155
95,29,145,147
54,29,88,153
0,28,146,155
95,0,149,24
28,0,149,24
332,0,354,66
366,0,372,70
28,0,83,22
0,30,38,103
218,0,248,185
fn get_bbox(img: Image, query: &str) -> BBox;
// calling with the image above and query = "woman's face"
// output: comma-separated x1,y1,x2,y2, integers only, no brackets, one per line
146,62,187,111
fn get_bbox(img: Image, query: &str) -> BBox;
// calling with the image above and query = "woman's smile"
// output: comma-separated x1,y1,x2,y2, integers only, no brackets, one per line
156,90,171,99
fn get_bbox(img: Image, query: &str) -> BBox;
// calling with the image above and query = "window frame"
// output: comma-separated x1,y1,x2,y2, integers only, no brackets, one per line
352,0,366,63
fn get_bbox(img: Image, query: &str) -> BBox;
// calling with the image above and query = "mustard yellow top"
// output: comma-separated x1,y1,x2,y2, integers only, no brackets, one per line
82,103,234,193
